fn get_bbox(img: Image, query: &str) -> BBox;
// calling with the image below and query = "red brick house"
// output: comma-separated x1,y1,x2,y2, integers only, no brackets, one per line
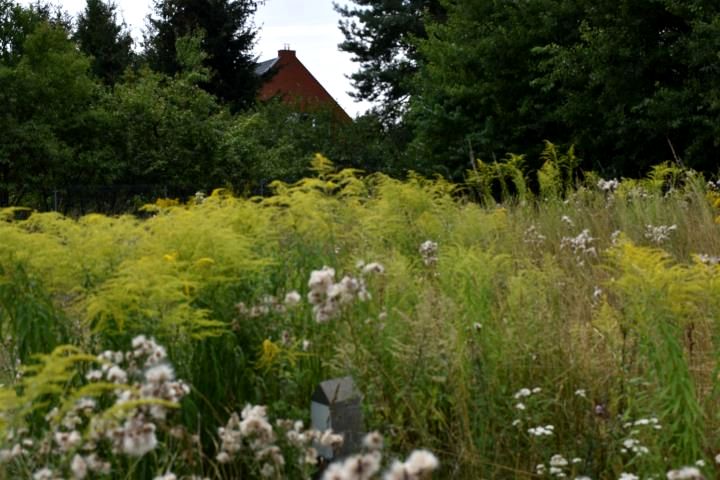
255,48,352,123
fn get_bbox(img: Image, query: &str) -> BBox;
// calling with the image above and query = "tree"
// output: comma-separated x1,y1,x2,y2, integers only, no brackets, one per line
408,0,720,178
74,0,134,85
220,100,408,191
143,0,260,111
101,34,229,198
407,0,580,178
531,0,720,174
335,0,444,124
0,20,99,207
1,0,71,66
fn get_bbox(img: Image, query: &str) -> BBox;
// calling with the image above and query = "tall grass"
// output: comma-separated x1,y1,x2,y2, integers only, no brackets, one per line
1,153,720,478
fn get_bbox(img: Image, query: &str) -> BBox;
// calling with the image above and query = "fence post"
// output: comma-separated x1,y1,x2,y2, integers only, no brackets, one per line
311,376,364,461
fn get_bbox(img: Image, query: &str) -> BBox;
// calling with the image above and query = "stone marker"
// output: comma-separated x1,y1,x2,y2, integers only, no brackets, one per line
311,376,364,460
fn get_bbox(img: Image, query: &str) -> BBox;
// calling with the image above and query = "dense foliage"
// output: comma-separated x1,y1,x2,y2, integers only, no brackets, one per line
339,0,720,177
144,0,261,111
335,0,444,124
4,1,720,478
2,158,720,478
74,0,134,85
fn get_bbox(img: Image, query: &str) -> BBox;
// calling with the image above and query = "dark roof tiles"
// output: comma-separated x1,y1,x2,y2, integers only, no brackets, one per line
254,57,278,76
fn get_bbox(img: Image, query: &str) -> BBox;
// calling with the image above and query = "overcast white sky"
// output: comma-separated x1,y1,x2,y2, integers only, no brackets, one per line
18,0,372,117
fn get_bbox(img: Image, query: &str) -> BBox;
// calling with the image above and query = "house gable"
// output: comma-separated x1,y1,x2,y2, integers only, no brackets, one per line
256,49,352,123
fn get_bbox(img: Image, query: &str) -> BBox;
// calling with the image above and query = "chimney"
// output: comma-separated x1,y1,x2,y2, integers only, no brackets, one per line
279,44,295,58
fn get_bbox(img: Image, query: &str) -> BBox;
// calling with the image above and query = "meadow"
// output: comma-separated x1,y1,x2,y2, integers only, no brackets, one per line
1,151,720,480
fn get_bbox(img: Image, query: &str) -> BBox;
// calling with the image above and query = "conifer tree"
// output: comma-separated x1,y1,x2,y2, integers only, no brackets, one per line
75,0,134,85
335,0,444,123
144,0,260,111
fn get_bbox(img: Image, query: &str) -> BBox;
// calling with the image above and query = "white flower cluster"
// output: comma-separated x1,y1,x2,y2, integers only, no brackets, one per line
560,229,597,266
620,438,649,457
618,417,661,460
524,225,546,247
707,179,720,191
548,454,568,477
307,263,383,323
381,449,439,480
512,387,552,435
216,404,343,477
528,425,555,437
538,454,583,478
619,474,639,480
99,336,190,457
626,187,649,200
513,387,541,412
2,336,189,480
236,291,303,318
419,240,438,267
561,215,574,226
644,224,677,244
318,431,438,480
598,178,620,193
514,387,541,399
622,416,662,431
666,466,704,480
323,451,382,480
696,254,720,266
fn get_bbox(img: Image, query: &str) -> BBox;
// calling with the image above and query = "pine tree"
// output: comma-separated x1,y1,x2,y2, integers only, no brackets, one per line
75,0,134,85
143,0,260,111
335,0,444,123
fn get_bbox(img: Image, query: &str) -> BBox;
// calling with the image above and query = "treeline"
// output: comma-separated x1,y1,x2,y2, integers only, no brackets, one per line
0,0,396,211
338,0,720,178
2,0,720,211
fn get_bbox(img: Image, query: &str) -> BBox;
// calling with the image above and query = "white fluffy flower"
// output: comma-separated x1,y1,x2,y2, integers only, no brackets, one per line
145,364,174,384
362,262,385,275
514,388,532,399
308,266,335,290
106,366,127,384
284,291,301,307
644,224,677,244
363,431,383,451
32,468,55,480
598,178,619,192
528,425,554,437
404,449,439,476
153,474,177,480
666,466,704,480
71,454,88,479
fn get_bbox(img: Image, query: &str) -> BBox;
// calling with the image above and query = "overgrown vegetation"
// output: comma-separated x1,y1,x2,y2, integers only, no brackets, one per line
2,155,720,478
3,1,720,477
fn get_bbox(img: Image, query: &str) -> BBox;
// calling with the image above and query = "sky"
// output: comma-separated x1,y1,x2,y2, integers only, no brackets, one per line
18,0,372,117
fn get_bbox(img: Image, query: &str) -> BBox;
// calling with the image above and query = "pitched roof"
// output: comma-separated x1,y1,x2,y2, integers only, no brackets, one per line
254,57,279,76
254,49,352,123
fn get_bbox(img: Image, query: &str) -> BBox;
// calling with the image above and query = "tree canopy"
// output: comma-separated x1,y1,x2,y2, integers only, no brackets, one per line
144,0,261,111
336,0,444,124
74,0,134,85
406,0,720,177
